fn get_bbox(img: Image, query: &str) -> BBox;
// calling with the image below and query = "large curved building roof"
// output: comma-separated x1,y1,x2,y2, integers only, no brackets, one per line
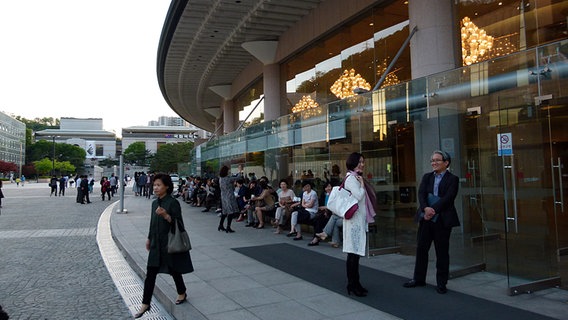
157,0,324,132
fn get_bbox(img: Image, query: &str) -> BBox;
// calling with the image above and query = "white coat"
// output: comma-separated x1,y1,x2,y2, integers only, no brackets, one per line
342,173,368,257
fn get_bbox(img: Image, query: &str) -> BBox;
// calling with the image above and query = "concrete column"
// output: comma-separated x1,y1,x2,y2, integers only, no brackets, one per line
242,41,282,121
409,0,459,79
263,63,281,121
223,100,236,134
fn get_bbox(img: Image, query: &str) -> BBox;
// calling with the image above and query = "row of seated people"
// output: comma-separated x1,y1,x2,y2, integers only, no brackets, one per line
177,176,221,212
233,177,343,248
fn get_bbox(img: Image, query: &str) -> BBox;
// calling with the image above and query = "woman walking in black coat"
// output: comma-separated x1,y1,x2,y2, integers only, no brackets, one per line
135,173,194,318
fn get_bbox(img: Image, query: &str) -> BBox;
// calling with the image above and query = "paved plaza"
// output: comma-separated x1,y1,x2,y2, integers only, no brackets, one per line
1,181,568,319
0,182,131,319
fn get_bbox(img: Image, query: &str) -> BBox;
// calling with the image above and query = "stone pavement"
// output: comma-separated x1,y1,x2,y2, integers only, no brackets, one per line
1,181,567,319
0,181,132,319
111,188,568,320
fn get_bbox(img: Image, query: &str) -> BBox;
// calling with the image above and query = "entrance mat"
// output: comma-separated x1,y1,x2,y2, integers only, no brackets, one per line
233,243,555,320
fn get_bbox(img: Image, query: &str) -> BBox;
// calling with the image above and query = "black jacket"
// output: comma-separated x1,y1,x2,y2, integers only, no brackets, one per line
415,170,460,228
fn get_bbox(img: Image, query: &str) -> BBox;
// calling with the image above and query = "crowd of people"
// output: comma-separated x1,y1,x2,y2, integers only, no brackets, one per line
173,168,347,251
33,148,457,313
45,173,124,204
167,150,460,298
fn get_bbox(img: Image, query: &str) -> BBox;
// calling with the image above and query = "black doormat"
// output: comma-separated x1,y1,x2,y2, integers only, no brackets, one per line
233,243,555,320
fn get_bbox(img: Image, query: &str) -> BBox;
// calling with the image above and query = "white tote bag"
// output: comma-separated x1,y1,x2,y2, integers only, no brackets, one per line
326,181,358,220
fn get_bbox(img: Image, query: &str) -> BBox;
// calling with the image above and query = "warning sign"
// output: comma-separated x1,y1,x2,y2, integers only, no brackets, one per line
497,133,512,156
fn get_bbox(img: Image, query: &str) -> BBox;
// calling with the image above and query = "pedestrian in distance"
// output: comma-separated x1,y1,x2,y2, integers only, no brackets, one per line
342,152,377,297
135,173,194,318
0,180,4,209
100,177,111,201
80,175,91,204
59,175,66,196
403,150,460,294
49,175,58,196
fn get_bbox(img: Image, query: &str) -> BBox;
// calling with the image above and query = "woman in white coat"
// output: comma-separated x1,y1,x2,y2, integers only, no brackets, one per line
343,152,376,297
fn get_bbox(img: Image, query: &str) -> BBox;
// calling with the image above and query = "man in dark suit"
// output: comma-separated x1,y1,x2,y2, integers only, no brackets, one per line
403,150,460,294
80,175,91,204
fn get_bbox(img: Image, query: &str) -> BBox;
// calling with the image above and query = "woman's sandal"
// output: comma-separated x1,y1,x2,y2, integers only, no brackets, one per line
316,232,328,240
307,238,319,246
134,304,151,318
175,293,187,305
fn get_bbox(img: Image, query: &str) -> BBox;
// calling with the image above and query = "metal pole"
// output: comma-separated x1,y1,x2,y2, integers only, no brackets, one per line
52,136,56,176
372,26,418,91
19,142,23,177
117,154,127,213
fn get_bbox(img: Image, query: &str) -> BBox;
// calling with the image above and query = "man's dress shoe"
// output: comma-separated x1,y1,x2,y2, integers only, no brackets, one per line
436,285,447,294
403,279,426,288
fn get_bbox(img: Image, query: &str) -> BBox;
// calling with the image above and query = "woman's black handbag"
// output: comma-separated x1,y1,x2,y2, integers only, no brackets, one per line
167,219,192,253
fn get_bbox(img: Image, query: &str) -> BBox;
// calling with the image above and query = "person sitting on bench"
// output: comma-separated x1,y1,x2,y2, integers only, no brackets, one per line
287,180,318,241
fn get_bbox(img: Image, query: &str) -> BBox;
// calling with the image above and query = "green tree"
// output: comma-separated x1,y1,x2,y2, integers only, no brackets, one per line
27,140,86,170
33,158,54,176
27,140,53,163
56,161,76,174
33,158,76,176
123,142,152,166
150,142,193,173
14,116,59,131
57,143,87,169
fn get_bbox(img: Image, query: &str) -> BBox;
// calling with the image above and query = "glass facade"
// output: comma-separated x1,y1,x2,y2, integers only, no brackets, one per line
192,39,568,293
284,1,410,111
186,0,568,294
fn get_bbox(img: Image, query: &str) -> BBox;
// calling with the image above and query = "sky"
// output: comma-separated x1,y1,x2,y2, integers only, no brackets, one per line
0,1,179,137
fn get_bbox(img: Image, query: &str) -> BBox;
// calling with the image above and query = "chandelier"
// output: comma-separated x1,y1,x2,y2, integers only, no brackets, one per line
292,95,319,113
330,68,371,99
461,17,493,66
377,59,401,89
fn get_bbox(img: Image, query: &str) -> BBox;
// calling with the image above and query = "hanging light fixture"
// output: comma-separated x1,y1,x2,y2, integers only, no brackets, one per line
376,59,401,88
461,17,493,66
330,68,371,99
292,95,319,113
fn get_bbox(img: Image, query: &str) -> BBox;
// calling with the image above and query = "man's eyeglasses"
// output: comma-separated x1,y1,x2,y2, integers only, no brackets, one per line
430,159,444,163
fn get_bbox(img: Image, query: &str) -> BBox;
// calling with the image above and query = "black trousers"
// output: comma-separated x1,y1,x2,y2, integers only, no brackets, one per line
346,253,361,287
413,220,452,286
76,189,83,203
312,211,330,236
142,266,186,305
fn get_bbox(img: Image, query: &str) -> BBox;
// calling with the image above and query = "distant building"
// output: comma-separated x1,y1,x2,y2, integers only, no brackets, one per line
35,117,117,166
0,111,26,176
147,116,210,140
122,125,203,154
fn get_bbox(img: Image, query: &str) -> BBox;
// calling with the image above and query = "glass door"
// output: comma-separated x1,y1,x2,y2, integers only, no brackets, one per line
456,92,564,294
472,93,563,294
546,99,568,290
